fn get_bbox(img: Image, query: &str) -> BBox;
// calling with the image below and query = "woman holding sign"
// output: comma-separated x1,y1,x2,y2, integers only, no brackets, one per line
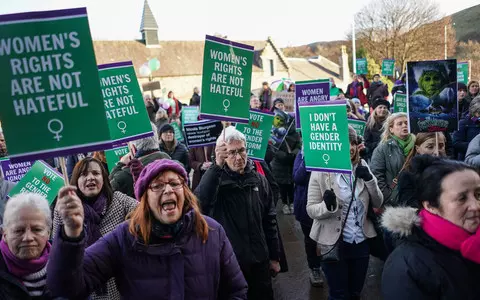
307,126,383,299
52,157,138,300
370,112,414,205
47,159,247,299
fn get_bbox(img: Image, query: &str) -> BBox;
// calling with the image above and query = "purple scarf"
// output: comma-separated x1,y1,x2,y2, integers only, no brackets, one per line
83,193,107,246
0,239,50,278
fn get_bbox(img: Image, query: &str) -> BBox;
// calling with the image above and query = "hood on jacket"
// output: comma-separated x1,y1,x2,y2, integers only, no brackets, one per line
381,206,421,237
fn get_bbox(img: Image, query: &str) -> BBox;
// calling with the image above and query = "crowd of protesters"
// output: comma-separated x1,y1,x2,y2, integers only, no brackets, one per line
0,74,479,300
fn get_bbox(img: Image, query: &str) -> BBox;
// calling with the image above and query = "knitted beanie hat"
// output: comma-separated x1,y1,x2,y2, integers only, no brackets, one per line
133,159,188,200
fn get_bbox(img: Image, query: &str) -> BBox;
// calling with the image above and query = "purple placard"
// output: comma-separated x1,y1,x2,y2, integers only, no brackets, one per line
298,99,347,107
8,141,114,163
0,7,87,23
111,132,154,148
199,113,249,124
205,35,254,51
98,61,133,70
306,167,352,174
0,159,34,183
184,120,223,149
295,81,330,128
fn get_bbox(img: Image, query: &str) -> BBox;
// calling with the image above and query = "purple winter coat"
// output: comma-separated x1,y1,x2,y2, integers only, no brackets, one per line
293,152,313,226
47,210,247,300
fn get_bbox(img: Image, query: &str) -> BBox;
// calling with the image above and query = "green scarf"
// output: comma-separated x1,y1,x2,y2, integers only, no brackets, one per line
391,134,414,157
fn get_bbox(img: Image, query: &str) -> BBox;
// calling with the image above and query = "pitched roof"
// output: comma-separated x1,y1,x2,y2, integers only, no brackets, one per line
93,40,269,78
140,0,158,31
287,57,343,84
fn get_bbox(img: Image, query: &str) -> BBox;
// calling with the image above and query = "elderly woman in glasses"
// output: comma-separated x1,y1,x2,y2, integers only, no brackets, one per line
47,159,247,300
0,193,53,299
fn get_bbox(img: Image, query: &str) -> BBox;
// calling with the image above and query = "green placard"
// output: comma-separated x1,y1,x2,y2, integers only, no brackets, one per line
299,102,351,174
457,62,469,84
8,160,65,205
181,106,200,125
356,58,368,75
348,118,367,137
382,59,395,76
99,61,153,145
105,145,129,173
171,122,184,142
235,110,274,161
393,93,407,113
0,8,112,162
200,35,254,124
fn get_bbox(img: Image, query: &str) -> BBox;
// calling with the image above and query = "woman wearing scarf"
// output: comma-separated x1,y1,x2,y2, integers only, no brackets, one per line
47,159,247,299
382,155,480,299
52,157,137,300
370,113,415,206
0,193,53,299
307,126,383,299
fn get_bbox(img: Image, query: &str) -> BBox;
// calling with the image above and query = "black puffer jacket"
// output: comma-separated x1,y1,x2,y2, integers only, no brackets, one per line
363,120,383,161
381,207,480,300
270,125,301,185
159,141,190,172
195,161,279,267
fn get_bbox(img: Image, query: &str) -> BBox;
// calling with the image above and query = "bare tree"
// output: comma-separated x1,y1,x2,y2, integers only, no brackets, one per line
354,0,453,73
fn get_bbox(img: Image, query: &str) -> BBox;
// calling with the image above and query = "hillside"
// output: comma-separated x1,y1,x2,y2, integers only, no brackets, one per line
283,4,480,60
452,4,480,43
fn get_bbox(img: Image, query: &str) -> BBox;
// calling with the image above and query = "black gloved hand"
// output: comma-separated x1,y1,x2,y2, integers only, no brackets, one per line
323,189,337,211
356,166,373,181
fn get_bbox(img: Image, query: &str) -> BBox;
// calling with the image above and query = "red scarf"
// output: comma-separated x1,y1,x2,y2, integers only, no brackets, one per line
254,161,265,176
419,209,480,263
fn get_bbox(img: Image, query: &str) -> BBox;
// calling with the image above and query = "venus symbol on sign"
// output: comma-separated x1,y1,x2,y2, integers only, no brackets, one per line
223,99,230,112
117,121,127,134
48,119,64,141
322,154,330,165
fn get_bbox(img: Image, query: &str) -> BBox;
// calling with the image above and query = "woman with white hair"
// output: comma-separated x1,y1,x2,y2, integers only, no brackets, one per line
0,193,53,299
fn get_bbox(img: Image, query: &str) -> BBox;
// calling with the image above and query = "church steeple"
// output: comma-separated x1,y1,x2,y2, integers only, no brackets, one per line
140,0,159,47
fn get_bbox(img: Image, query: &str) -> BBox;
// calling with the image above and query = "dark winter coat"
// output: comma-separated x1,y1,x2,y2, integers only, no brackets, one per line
367,81,389,105
188,146,215,191
159,141,190,173
109,151,170,198
47,210,248,300
381,207,480,300
363,121,384,161
0,254,54,300
270,126,301,185
189,93,201,106
396,170,417,208
195,162,280,267
452,117,480,160
293,151,312,226
370,139,406,205
391,84,406,98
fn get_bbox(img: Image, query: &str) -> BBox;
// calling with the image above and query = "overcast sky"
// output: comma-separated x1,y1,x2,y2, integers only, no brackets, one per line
1,0,478,47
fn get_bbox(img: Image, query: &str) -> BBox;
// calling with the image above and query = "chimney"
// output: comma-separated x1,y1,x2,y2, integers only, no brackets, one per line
140,0,159,47
340,45,350,83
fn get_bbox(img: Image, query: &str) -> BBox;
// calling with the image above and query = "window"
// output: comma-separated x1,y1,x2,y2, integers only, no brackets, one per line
269,59,275,76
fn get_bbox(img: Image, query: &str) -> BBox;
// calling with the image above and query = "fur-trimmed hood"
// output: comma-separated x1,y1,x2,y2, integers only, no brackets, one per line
381,206,421,237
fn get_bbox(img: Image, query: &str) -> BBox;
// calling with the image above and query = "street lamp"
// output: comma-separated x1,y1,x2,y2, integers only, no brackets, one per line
444,22,455,59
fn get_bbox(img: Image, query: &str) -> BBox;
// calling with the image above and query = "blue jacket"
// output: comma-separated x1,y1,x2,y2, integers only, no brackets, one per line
47,210,247,300
453,116,480,160
293,152,313,226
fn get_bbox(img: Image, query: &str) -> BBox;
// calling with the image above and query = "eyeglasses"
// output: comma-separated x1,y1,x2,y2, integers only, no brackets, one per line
227,148,246,158
148,180,184,193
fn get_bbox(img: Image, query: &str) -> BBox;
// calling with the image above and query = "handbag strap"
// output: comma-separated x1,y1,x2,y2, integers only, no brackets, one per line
339,175,358,235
